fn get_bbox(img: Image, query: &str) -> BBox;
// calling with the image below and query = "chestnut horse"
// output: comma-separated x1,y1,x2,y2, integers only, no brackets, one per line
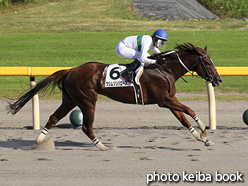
7,43,222,150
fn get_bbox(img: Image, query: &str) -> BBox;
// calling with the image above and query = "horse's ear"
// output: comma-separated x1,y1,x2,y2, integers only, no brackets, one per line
204,46,207,52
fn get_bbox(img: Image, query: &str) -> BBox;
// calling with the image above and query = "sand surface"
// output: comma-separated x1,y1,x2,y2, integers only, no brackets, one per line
0,98,248,186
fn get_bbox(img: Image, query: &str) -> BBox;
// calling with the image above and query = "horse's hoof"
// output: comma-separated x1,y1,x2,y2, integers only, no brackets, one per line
108,146,115,150
200,134,207,142
99,146,109,151
100,146,115,151
205,140,214,147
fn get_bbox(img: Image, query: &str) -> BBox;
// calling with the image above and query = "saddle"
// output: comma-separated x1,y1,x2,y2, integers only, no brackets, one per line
105,63,144,105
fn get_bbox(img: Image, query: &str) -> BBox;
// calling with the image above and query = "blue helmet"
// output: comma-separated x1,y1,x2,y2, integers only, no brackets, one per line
153,29,168,41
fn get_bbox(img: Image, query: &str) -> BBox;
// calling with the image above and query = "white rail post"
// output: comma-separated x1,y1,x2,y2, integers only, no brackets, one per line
30,76,40,130
206,81,216,130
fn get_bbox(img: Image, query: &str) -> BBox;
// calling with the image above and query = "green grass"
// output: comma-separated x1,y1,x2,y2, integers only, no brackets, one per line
1,30,247,67
0,30,248,98
0,0,248,99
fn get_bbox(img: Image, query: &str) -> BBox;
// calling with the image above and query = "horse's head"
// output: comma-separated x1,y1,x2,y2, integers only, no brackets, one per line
193,46,223,87
152,43,223,87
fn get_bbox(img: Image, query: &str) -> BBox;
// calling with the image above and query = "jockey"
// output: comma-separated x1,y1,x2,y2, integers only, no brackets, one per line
115,29,168,83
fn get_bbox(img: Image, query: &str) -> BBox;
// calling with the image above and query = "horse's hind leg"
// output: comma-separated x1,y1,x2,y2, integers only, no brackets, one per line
77,102,109,151
35,99,76,144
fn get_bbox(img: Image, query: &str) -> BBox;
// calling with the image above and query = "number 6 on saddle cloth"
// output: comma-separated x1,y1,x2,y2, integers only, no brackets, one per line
105,63,144,105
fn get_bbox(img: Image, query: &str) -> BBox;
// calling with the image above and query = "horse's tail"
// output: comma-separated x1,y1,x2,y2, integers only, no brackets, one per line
6,69,70,115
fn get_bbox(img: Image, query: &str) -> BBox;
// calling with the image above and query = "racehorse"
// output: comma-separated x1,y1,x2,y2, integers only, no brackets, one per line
7,43,222,150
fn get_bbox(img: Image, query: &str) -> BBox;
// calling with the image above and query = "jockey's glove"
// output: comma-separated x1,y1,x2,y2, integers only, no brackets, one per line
156,56,165,65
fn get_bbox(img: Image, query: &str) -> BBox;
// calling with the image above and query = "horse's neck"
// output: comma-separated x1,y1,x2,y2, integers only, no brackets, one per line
165,53,197,79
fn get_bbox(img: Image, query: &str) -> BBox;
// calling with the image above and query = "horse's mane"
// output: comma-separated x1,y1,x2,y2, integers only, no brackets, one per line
150,43,202,59
175,43,199,54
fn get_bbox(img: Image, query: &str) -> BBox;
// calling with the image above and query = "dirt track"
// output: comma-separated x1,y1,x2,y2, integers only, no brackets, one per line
0,98,248,186
1,98,247,129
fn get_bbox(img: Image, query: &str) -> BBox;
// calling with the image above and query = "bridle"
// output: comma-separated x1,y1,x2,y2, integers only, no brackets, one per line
191,53,217,83
160,51,217,83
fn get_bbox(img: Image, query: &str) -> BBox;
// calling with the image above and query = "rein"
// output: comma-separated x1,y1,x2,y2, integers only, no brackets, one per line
161,61,188,83
161,51,190,83
162,51,192,75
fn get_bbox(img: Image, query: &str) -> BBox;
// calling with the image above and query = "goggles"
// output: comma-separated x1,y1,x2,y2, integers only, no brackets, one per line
156,39,166,50
157,39,165,47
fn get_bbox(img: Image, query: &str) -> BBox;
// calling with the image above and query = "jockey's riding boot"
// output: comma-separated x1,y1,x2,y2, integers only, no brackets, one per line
121,59,141,83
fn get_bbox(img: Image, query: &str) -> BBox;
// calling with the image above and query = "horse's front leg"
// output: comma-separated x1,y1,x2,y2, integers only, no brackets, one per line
160,96,214,146
192,115,214,147
170,110,213,146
